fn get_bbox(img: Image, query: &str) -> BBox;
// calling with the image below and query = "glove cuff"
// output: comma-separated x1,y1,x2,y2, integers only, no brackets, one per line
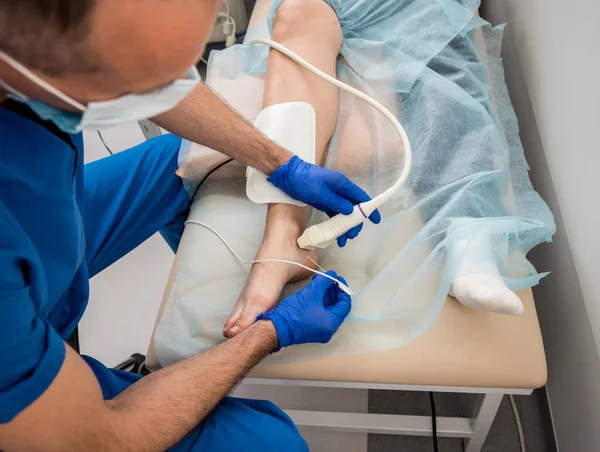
256,311,292,352
267,155,301,192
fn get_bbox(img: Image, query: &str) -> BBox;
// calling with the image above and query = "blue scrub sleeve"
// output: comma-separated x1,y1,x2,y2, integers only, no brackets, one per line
84,134,189,276
0,202,66,423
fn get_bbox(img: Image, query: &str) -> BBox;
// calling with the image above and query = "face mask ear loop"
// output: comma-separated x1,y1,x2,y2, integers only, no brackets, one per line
0,50,86,111
0,78,28,100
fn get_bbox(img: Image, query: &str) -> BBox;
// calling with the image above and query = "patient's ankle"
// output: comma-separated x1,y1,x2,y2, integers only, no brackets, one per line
264,204,309,238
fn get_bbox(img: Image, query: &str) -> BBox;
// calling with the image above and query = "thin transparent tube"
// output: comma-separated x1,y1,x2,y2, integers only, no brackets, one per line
185,220,355,296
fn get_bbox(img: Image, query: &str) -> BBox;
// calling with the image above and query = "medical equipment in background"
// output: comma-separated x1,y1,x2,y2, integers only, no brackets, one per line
246,39,413,251
208,0,249,48
139,119,163,141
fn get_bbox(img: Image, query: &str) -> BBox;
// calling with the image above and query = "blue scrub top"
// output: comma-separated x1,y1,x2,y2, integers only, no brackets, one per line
0,105,310,451
0,106,140,423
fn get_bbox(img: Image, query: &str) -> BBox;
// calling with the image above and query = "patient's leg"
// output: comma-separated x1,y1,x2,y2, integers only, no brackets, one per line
223,0,343,337
411,31,524,316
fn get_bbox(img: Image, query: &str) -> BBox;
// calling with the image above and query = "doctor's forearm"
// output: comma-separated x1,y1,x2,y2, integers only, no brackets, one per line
153,83,292,173
104,320,278,450
0,321,277,452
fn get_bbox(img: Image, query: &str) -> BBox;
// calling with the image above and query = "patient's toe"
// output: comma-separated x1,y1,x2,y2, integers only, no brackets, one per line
228,294,276,338
223,303,244,337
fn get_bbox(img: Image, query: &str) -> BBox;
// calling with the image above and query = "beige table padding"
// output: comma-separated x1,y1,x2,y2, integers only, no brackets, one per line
147,223,546,389
249,290,546,389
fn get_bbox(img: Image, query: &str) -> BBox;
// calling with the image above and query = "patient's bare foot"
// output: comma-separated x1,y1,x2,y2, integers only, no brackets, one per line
223,222,318,338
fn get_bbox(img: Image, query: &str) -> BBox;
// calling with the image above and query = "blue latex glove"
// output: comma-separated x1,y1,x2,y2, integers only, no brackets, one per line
257,271,352,351
268,156,381,247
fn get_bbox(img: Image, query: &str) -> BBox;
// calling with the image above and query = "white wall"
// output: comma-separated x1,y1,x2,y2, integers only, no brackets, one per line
501,0,600,348
482,1,600,450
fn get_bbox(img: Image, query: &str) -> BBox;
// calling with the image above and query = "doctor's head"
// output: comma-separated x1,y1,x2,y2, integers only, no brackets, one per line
0,0,221,111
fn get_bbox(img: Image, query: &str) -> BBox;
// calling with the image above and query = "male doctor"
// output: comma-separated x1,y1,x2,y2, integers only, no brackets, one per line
0,0,379,451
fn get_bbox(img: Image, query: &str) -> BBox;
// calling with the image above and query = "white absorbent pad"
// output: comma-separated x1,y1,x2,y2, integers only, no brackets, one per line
246,102,316,206
159,2,556,366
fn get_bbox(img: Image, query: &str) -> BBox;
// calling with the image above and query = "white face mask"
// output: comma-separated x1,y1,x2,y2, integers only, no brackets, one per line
0,50,200,134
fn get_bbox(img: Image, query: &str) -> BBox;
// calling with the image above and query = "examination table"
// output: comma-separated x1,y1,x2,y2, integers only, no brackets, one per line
144,1,547,450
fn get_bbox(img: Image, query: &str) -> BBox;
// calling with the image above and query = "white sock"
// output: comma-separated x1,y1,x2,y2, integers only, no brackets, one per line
448,235,524,316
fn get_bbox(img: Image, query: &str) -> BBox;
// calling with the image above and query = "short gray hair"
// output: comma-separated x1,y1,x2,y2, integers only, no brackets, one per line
0,0,98,75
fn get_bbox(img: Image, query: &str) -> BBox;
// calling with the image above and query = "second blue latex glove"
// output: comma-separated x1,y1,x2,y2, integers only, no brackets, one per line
257,271,352,351
268,156,381,247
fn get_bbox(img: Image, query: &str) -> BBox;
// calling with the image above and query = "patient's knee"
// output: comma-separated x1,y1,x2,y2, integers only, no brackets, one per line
272,0,342,50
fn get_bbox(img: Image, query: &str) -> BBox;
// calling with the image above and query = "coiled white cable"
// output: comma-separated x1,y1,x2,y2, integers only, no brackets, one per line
248,38,413,250
185,220,355,296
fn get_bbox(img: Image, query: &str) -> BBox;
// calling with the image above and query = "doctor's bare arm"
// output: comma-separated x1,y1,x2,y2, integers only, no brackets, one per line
0,320,278,452
152,82,292,174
